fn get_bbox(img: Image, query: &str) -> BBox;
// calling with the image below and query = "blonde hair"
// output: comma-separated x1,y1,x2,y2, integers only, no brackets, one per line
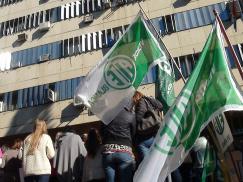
27,119,47,155
132,91,144,106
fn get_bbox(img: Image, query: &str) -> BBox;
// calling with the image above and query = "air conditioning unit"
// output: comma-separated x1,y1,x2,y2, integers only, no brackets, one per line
0,101,3,112
102,0,110,8
47,89,56,102
39,54,50,62
39,21,51,32
17,33,28,42
84,14,94,23
73,95,83,106
227,0,242,18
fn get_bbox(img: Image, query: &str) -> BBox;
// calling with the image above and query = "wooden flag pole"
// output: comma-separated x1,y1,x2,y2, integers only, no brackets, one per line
213,10,243,80
137,2,186,83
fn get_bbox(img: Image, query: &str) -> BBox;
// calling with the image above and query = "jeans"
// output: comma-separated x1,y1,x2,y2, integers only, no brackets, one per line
24,174,50,182
136,136,154,164
102,152,135,182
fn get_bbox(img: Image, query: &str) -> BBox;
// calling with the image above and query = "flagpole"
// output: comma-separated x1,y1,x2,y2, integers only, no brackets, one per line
137,2,186,83
213,10,243,80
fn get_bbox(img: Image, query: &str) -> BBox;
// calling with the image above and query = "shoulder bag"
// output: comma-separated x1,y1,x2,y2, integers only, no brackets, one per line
137,97,162,136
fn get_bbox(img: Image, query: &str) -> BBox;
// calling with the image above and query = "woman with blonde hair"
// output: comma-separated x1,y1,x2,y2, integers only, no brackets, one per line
21,119,55,182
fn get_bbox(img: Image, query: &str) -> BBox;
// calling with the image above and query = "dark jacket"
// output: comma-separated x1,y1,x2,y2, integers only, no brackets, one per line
101,108,136,147
135,96,163,123
1,149,21,182
135,96,163,139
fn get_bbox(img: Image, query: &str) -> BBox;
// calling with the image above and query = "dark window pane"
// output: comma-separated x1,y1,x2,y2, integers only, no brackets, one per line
28,87,33,107
23,88,28,107
55,82,60,101
38,85,44,104
33,86,39,106
69,38,74,55
67,79,72,99
64,39,69,56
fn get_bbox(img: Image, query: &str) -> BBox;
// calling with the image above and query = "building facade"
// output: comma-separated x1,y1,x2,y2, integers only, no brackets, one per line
0,0,243,141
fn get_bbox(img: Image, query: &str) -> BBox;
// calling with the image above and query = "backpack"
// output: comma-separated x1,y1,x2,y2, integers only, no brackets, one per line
137,97,162,136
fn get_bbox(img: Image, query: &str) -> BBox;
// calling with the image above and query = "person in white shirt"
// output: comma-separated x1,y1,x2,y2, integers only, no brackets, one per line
191,136,208,181
20,119,55,182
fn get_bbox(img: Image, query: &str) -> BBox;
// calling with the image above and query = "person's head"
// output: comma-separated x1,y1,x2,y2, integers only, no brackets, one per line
85,128,102,158
27,119,47,155
132,91,144,106
63,126,76,133
11,138,22,150
81,133,88,143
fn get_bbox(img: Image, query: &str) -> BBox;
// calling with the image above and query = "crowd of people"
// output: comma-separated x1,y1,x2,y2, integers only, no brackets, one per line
0,91,212,182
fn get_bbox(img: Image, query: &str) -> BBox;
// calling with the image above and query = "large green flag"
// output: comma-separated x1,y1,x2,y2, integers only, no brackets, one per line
74,13,168,124
134,20,243,182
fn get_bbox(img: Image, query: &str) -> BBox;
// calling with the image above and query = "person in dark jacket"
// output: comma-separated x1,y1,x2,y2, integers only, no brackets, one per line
1,138,22,182
132,91,163,164
101,107,136,182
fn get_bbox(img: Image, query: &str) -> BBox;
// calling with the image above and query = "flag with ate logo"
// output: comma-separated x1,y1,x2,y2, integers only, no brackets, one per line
133,20,243,182
74,13,168,124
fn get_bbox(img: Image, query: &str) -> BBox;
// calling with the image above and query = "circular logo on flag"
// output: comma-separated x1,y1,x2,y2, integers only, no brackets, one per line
104,55,136,89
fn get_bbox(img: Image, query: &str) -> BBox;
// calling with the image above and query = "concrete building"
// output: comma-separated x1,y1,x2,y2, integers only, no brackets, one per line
0,0,243,144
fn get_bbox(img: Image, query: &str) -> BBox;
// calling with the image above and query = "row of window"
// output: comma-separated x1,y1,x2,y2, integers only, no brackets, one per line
0,66,156,112
0,25,127,71
0,2,230,72
0,0,21,7
11,41,62,69
173,44,243,80
1,42,243,113
0,41,62,71
0,8,58,36
0,0,139,37
0,77,82,112
174,2,229,31
60,0,110,20
151,2,230,35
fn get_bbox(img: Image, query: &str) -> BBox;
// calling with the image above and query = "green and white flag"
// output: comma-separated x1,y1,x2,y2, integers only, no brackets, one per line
156,58,176,113
74,13,168,124
133,20,243,182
